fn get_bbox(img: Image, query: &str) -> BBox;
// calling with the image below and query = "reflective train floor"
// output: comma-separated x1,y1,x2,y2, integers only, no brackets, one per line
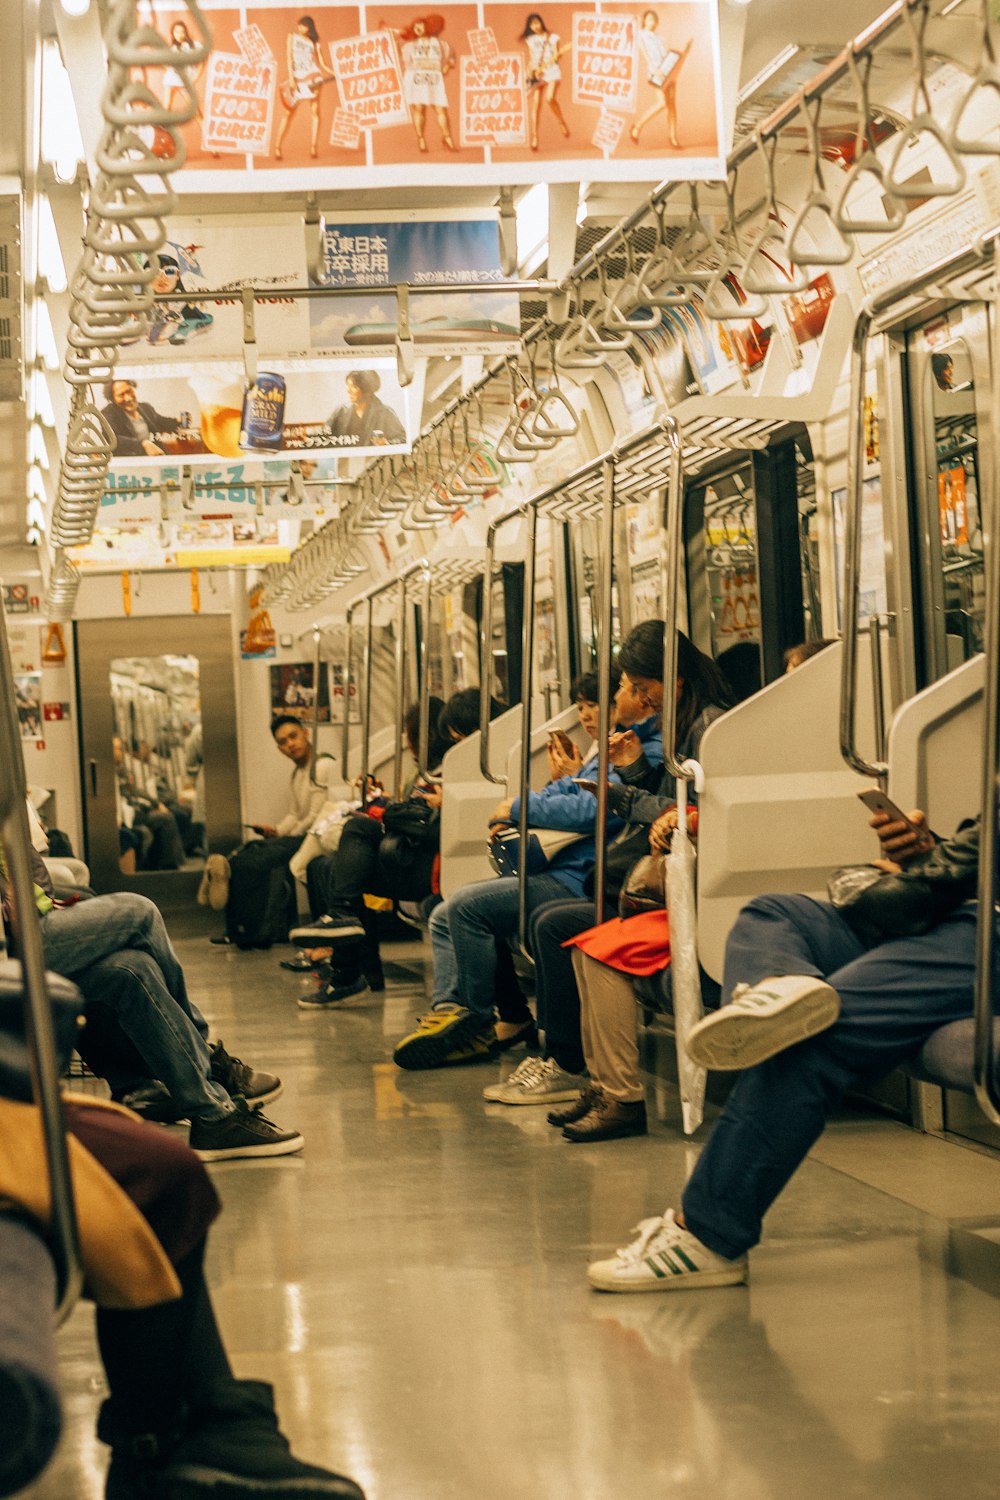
23,926,1000,1500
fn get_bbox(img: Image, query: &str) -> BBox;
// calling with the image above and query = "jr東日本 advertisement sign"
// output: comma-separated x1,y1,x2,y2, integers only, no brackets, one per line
102,359,416,468
309,215,520,355
141,0,726,184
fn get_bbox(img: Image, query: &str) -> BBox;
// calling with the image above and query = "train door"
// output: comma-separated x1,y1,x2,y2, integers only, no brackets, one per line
76,616,241,897
903,307,988,685
684,435,812,692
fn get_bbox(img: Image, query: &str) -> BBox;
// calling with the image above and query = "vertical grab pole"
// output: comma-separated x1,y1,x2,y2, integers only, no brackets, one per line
839,309,888,779
0,600,83,1323
309,625,322,783
417,565,431,779
342,604,355,780
516,506,539,953
479,517,506,784
361,593,375,805
868,615,888,779
592,457,617,925
393,576,408,801
659,419,688,778
973,242,1000,1125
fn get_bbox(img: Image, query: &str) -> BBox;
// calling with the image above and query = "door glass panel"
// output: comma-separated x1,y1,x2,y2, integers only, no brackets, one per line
930,338,984,665
700,467,761,658
111,656,205,874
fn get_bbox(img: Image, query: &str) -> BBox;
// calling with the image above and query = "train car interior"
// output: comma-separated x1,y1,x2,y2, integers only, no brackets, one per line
3,0,1000,1495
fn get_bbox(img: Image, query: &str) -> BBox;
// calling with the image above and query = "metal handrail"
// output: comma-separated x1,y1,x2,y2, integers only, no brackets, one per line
658,419,691,780
514,507,539,951
479,514,512,785
840,225,1000,779
973,237,1000,1125
0,598,84,1323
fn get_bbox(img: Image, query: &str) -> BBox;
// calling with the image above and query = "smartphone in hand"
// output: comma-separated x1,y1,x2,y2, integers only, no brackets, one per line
548,728,574,754
857,789,923,836
572,778,599,793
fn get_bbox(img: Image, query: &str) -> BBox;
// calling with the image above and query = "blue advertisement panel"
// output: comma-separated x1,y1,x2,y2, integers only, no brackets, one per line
310,216,520,355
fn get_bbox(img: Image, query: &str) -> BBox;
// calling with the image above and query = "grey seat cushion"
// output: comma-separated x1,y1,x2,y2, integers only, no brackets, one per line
907,1018,1000,1094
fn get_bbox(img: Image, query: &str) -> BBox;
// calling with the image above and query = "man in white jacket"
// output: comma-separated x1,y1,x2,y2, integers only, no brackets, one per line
202,715,344,919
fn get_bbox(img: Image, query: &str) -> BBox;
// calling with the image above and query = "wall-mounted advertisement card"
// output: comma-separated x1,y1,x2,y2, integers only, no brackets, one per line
97,459,343,523
309,214,520,356
150,0,725,186
117,221,310,367
102,359,416,469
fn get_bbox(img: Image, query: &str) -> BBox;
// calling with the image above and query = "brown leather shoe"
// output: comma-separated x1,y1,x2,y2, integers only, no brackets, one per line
547,1083,603,1127
562,1096,647,1142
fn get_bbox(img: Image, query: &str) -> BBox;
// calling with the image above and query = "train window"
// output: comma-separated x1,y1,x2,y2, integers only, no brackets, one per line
111,656,204,874
929,338,984,666
686,439,807,686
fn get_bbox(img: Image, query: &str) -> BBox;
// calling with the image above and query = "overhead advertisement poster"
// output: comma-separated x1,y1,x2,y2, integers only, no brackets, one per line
309,215,520,356
149,0,726,184
101,359,416,469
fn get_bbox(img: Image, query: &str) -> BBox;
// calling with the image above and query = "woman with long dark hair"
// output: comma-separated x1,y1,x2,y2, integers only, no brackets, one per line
274,15,335,160
521,12,571,151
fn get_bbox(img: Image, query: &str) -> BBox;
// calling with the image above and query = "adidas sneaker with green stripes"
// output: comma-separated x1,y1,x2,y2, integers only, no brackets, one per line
587,1209,748,1293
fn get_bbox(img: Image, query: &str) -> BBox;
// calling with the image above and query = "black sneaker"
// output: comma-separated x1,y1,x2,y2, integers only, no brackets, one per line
209,1040,282,1108
188,1098,304,1161
101,1379,365,1499
113,1080,189,1125
297,976,369,1010
289,913,365,945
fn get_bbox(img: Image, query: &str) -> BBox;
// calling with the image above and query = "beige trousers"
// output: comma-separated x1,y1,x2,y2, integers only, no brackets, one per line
571,948,645,1102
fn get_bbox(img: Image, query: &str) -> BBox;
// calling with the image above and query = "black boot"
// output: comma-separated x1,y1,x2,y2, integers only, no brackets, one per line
100,1380,366,1498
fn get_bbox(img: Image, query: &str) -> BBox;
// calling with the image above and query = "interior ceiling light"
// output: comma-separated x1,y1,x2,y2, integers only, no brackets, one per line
38,197,68,293
59,0,91,13
29,368,55,427
36,300,60,370
28,423,50,468
517,184,549,276
41,40,85,184
27,464,47,502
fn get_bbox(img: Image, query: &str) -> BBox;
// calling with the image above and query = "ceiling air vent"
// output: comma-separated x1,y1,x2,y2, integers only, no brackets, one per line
0,192,23,403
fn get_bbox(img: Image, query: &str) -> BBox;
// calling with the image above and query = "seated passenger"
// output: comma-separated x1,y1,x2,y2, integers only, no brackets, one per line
585,803,978,1291
391,664,661,1070
290,696,449,1002
2,1094,364,1497
293,691,534,1030
7,846,305,1160
492,625,731,1108
203,715,342,942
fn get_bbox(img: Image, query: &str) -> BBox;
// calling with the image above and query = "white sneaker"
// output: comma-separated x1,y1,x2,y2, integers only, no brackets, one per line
482,1055,585,1105
587,1209,748,1293
684,974,841,1071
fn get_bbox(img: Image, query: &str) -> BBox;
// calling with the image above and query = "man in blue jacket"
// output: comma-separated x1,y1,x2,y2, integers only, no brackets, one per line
392,674,663,1070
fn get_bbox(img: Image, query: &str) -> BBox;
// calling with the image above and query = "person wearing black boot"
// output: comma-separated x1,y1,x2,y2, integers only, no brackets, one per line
61,1097,366,1499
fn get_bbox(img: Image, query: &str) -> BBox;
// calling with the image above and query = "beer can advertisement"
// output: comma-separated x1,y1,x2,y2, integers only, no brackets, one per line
102,360,415,468
140,1,726,184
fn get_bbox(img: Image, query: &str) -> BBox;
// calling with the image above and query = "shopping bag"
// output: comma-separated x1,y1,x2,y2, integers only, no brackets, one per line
666,764,706,1136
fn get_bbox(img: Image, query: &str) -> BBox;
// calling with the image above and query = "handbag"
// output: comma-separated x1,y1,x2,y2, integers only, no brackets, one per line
618,852,667,919
488,825,585,878
827,817,979,942
0,959,83,1104
378,798,440,901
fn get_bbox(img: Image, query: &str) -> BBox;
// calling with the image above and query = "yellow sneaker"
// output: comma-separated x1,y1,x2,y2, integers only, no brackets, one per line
393,1006,494,1070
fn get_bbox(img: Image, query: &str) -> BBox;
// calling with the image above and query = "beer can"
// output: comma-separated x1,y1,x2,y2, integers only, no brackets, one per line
239,372,286,451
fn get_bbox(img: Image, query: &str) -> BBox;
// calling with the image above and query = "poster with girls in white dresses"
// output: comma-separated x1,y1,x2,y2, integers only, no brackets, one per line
147,0,726,182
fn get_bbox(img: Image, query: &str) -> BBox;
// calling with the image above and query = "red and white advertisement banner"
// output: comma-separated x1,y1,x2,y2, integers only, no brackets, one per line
460,53,527,147
330,30,409,130
572,13,637,113
202,51,276,155
145,0,725,184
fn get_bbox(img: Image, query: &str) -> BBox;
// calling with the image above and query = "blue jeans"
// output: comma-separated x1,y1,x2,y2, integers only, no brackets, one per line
41,894,230,1121
429,874,577,1018
681,894,980,1260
